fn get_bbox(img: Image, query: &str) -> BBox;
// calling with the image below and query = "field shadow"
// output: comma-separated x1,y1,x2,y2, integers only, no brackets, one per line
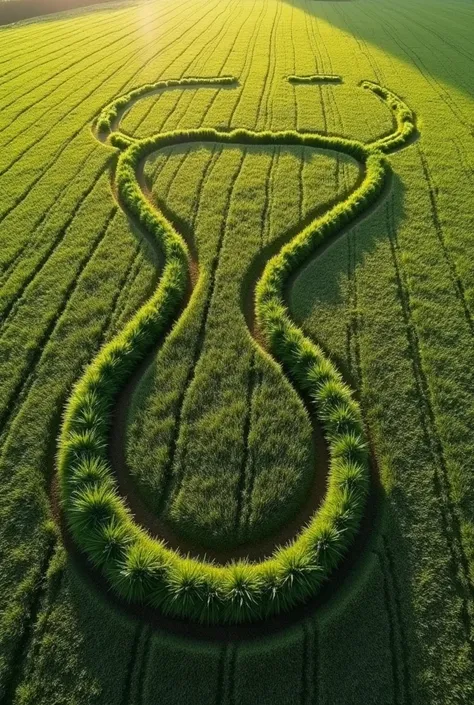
283,0,474,103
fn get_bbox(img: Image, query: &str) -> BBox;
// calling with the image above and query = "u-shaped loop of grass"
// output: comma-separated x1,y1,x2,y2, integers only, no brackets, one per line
57,76,415,624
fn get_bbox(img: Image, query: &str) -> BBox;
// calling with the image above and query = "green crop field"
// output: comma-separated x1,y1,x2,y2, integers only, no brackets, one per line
0,0,473,702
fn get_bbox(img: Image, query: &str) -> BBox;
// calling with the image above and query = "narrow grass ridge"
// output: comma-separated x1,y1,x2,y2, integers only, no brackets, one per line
287,74,342,84
57,77,416,624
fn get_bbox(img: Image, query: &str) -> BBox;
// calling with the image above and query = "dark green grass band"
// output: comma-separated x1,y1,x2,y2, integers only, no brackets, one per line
57,77,415,624
287,74,342,84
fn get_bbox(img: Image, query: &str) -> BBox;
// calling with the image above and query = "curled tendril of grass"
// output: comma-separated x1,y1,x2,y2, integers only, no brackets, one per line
58,76,415,624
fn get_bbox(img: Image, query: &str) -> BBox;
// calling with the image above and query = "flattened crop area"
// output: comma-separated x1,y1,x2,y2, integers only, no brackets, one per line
0,0,473,703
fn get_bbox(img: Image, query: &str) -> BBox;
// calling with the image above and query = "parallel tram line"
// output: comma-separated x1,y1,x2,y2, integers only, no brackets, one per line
0,3,189,174
290,5,299,129
120,626,142,705
136,628,153,705
134,0,270,511
451,136,474,184
0,207,117,441
365,5,473,135
140,0,238,136
385,197,474,654
344,159,362,386
305,6,346,136
227,0,269,128
0,11,114,68
298,147,305,220
351,224,363,386
381,3,474,69
0,161,110,330
150,149,191,202
0,9,159,120
120,624,152,705
360,23,474,649
238,149,278,531
417,145,474,337
301,621,316,705
226,643,237,705
215,644,228,705
399,0,474,49
14,556,66,696
304,5,330,132
183,0,259,130
0,1,232,456
132,124,216,497
0,142,102,280
158,149,245,512
0,151,108,323
0,33,155,149
0,0,223,237
0,209,160,697
95,239,143,355
145,0,250,198
238,367,263,535
0,537,57,705
302,5,327,134
215,643,236,705
0,11,234,324
0,0,220,178
107,247,146,338
0,4,134,88
0,208,154,697
335,2,382,84
346,227,357,382
234,350,256,534
0,0,197,117
377,544,403,705
258,0,282,130
379,535,413,705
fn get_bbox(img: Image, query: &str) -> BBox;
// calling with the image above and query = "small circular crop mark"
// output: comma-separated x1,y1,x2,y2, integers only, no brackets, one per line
58,75,416,624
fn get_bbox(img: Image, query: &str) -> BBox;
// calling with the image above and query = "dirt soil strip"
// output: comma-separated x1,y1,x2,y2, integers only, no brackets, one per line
0,0,122,27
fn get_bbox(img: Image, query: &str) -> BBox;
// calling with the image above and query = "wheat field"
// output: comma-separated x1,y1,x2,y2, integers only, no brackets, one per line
0,0,473,703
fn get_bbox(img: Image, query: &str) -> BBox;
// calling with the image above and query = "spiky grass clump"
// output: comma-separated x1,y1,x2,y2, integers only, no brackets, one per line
59,80,416,624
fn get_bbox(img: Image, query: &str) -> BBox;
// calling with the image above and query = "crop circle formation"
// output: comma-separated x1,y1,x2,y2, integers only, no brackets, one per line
57,75,416,624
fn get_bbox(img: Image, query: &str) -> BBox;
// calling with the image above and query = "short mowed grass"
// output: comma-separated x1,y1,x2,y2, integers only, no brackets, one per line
0,0,473,702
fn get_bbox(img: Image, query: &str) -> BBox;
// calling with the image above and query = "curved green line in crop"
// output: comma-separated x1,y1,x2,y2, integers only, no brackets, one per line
57,76,416,624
